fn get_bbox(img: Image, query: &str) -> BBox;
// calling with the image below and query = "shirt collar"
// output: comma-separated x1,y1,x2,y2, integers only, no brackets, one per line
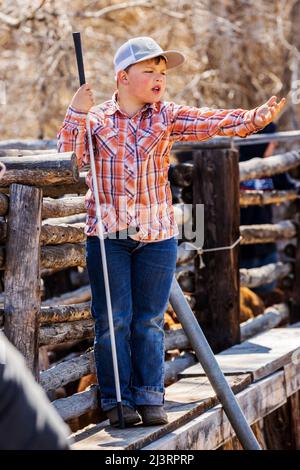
105,90,159,116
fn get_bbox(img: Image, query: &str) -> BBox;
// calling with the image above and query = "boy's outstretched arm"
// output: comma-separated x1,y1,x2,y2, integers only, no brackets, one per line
169,96,286,142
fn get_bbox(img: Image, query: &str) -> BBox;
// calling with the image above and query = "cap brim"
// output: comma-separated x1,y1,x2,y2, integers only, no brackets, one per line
133,50,185,70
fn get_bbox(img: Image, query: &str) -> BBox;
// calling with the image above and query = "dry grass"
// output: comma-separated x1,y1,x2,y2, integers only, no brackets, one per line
0,0,300,139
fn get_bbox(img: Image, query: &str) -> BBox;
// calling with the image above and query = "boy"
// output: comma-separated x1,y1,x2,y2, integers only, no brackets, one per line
57,36,285,426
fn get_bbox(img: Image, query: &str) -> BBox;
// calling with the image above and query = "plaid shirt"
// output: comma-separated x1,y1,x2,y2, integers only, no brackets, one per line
57,92,261,242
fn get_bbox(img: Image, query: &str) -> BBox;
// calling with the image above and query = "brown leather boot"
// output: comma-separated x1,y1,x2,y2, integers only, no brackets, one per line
106,406,141,427
137,405,168,426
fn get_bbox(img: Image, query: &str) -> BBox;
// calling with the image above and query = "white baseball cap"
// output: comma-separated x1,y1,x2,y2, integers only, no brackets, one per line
114,36,185,76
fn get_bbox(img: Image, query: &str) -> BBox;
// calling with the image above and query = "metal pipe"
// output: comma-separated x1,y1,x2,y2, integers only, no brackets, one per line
169,277,261,450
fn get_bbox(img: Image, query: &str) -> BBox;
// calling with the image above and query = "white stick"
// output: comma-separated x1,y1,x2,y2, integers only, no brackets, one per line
86,114,123,410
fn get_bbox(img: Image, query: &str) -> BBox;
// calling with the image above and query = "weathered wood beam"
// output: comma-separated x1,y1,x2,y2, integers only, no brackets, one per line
1,246,86,272
42,196,86,219
0,220,85,245
53,385,98,422
43,214,86,225
39,302,91,324
193,148,240,352
240,189,299,207
42,285,91,306
39,319,94,346
40,223,85,245
40,351,95,392
240,262,293,288
240,221,297,244
0,152,79,187
240,303,289,342
4,184,42,377
39,173,88,197
239,150,300,182
41,243,86,270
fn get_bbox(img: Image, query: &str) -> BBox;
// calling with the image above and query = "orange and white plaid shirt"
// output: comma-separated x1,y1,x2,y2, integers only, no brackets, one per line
57,91,261,242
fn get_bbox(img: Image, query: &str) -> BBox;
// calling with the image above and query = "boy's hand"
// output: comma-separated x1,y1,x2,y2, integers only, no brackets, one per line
70,83,95,113
254,96,286,127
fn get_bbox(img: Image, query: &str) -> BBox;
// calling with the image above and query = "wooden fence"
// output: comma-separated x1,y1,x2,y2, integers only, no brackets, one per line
0,132,300,446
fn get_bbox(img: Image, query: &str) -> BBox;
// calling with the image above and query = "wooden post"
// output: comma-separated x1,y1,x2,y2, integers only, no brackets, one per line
193,147,240,352
4,184,42,378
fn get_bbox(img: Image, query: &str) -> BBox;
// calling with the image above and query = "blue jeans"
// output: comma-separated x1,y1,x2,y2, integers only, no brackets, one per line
86,234,178,411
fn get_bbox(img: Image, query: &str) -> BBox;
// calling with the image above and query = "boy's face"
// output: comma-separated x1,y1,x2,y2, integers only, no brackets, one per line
120,58,167,104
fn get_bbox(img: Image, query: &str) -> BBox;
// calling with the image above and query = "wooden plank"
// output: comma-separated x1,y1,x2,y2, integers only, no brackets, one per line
179,323,300,381
71,374,251,450
142,370,287,450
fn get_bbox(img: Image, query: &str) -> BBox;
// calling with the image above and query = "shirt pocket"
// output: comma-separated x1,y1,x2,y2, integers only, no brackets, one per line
94,126,118,160
137,122,167,160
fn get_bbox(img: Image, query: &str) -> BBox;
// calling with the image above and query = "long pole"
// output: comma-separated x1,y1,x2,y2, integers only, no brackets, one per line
170,277,261,450
72,32,124,428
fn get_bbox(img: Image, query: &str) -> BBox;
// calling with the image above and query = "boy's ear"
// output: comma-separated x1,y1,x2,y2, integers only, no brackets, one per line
117,70,128,85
